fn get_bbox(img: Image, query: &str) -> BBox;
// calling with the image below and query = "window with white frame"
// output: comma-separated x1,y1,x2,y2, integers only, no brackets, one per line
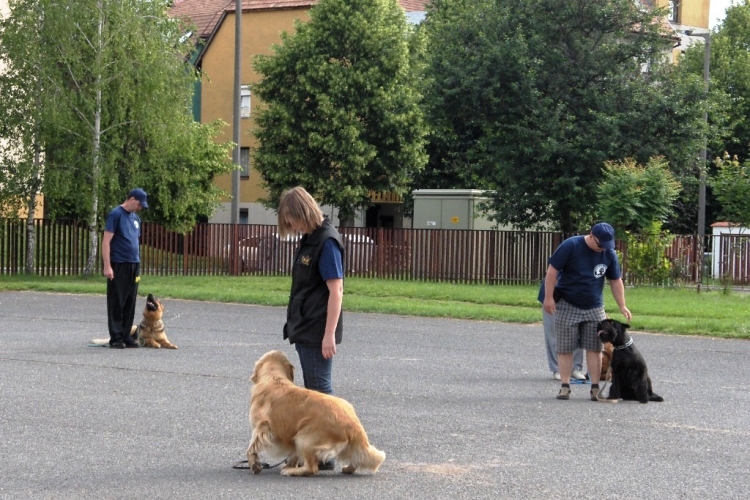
668,1,679,22
240,147,250,178
241,85,251,118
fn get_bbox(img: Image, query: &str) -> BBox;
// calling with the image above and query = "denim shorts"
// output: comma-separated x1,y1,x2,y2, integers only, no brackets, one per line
554,299,605,353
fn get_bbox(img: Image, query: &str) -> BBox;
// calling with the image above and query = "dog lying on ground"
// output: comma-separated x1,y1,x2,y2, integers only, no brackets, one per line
246,350,385,476
90,294,176,348
597,319,663,403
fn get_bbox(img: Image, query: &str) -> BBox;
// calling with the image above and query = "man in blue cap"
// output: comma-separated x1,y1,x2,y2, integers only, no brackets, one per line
540,222,632,401
102,188,148,348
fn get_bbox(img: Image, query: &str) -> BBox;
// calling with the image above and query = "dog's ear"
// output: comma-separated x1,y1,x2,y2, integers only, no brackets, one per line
250,361,260,384
285,359,294,382
622,323,631,329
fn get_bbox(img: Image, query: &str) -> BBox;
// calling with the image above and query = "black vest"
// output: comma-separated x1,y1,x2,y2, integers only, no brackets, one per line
283,217,344,346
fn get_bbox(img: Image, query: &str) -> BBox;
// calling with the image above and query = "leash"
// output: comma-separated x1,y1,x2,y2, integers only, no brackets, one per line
232,458,287,470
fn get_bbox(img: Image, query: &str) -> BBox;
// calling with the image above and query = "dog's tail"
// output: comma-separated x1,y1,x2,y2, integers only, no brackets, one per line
345,442,386,473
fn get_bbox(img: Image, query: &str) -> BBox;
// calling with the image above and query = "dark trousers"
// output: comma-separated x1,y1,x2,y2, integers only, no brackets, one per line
107,262,140,344
294,343,333,395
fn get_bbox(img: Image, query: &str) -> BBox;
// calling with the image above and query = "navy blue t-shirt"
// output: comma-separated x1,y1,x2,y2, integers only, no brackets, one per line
318,238,344,281
104,206,141,263
537,235,621,309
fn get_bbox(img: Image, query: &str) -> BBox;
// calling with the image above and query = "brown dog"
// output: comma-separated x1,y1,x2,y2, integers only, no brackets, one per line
600,341,614,381
246,350,385,476
89,294,175,348
131,294,176,349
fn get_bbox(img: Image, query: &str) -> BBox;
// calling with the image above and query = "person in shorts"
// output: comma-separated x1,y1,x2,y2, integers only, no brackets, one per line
540,222,632,400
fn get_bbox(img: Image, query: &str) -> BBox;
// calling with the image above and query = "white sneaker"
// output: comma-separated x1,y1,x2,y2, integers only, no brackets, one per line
571,369,587,381
552,372,561,381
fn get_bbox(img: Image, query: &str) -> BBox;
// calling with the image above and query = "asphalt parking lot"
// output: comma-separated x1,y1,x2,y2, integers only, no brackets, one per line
1,291,749,499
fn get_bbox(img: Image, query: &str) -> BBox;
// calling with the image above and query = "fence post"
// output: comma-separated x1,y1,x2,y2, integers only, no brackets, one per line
695,234,703,293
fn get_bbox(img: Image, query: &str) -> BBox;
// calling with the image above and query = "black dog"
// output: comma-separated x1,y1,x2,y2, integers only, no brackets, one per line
597,319,664,404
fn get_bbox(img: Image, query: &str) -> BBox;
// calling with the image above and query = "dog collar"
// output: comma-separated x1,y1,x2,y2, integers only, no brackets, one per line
614,338,634,350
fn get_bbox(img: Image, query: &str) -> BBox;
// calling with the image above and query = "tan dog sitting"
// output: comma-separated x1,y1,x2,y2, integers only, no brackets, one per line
131,294,176,349
601,341,614,381
246,350,385,476
89,294,175,348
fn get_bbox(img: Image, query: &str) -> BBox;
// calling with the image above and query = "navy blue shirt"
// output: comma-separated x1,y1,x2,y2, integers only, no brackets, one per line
319,238,344,281
538,235,621,309
104,206,141,263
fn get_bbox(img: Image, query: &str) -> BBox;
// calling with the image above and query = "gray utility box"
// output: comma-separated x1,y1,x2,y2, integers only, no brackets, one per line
412,189,498,230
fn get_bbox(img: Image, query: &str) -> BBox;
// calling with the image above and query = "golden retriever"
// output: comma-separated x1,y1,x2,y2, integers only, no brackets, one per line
246,350,385,476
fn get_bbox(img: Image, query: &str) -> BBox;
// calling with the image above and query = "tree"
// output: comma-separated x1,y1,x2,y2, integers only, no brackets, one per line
253,0,428,223
0,0,48,273
420,0,710,232
597,157,681,234
710,152,750,229
680,2,750,164
0,0,234,275
598,156,682,286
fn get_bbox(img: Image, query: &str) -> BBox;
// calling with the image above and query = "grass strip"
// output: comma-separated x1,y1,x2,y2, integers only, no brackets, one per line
1,274,747,338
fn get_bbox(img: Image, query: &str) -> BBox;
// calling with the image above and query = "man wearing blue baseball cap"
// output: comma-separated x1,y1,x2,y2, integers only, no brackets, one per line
102,188,148,348
539,222,631,401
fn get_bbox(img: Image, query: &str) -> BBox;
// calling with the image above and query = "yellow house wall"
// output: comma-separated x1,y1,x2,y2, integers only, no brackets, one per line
18,195,45,218
1,195,45,219
680,0,710,29
201,8,310,204
657,0,710,29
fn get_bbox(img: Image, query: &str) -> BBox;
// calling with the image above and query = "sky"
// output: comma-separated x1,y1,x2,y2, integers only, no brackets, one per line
709,0,738,28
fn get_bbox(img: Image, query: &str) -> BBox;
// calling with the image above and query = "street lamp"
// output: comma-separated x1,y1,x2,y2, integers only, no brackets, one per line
683,29,710,237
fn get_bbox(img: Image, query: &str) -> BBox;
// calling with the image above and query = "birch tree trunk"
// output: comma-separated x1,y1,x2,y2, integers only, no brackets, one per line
25,194,36,274
83,3,103,277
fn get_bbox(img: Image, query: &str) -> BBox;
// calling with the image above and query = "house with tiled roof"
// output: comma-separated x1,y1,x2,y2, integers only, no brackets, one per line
169,0,429,225
170,0,229,40
169,0,710,226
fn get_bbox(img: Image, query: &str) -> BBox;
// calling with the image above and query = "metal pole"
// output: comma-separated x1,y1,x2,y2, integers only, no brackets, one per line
697,33,710,238
230,0,242,224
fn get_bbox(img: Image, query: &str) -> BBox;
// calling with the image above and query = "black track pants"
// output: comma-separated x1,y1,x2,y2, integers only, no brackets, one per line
106,262,140,344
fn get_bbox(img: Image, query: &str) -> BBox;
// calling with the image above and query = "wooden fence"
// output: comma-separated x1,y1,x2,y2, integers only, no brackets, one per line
2,218,747,287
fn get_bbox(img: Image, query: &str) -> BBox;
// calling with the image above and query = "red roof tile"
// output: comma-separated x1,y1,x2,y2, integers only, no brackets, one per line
398,0,430,11
169,0,429,40
712,222,743,228
169,0,232,39
230,0,315,10
227,0,428,11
